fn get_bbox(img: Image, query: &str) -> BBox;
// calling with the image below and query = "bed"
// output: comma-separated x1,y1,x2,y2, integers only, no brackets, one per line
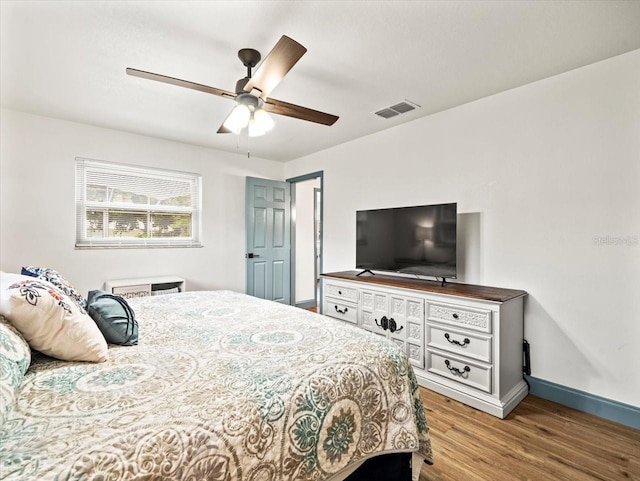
0,287,432,480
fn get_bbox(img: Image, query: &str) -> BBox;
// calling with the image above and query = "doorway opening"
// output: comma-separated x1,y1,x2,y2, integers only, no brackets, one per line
287,171,323,311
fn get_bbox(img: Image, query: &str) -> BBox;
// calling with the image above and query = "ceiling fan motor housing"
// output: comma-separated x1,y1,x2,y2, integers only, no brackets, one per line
236,92,261,109
235,77,250,94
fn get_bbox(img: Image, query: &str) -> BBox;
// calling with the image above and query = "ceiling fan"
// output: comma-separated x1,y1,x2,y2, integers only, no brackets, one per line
126,35,339,138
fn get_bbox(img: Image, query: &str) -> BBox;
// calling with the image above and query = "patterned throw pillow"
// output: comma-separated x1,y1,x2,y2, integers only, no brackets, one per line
21,266,87,311
0,272,108,363
0,315,31,429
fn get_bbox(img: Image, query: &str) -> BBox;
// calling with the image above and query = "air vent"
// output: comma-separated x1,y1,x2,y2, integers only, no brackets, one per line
374,108,399,119
374,100,420,119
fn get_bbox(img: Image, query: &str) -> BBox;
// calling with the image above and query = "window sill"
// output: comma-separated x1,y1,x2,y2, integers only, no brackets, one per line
75,243,203,250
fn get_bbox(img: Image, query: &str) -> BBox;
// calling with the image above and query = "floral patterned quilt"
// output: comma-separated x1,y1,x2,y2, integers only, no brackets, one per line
1,290,432,480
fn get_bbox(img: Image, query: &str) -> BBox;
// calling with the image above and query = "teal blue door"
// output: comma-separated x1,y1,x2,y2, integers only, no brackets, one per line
246,177,291,304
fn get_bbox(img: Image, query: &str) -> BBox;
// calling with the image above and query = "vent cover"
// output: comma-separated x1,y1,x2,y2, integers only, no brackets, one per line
374,100,420,119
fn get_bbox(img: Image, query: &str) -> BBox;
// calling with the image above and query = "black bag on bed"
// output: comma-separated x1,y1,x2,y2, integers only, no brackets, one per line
86,290,138,346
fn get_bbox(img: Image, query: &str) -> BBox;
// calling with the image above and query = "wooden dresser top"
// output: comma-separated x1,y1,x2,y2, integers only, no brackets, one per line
321,271,527,303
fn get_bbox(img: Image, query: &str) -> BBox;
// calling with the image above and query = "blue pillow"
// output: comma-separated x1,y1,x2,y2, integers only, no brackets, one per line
86,290,138,346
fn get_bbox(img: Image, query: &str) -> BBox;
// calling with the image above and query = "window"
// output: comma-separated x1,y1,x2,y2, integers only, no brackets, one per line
75,158,202,248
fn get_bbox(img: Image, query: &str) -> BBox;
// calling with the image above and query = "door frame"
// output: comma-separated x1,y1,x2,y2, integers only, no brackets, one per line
313,187,321,287
286,171,323,309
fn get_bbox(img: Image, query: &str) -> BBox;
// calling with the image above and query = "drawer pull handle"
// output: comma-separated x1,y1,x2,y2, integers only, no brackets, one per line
445,333,470,347
334,305,348,314
388,317,403,334
375,315,388,331
375,316,404,333
452,313,459,319
445,360,470,376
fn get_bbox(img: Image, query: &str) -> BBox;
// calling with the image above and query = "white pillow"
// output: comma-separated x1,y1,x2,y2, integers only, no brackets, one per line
0,272,108,362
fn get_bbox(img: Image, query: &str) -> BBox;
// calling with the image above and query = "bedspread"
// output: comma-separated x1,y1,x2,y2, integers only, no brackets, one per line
0,290,432,480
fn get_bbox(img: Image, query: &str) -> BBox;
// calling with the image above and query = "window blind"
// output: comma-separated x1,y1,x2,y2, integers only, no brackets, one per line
75,158,202,248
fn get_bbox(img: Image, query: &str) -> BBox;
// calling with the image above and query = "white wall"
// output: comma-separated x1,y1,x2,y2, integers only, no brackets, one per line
294,178,320,304
0,109,284,295
285,50,640,407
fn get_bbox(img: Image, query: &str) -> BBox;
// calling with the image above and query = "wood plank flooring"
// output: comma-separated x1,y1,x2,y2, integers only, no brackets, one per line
419,388,640,481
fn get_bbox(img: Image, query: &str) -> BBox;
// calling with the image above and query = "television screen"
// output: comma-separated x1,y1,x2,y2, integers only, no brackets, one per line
356,203,457,279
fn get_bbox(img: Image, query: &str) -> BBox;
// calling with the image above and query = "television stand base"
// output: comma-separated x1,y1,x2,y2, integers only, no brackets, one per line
356,269,375,277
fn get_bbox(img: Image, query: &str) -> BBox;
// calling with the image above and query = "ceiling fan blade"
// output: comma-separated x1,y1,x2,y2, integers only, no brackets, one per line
263,97,338,126
126,68,237,100
216,106,237,134
217,123,232,134
243,36,307,99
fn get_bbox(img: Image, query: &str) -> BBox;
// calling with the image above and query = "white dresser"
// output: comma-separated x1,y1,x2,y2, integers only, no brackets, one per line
321,271,527,418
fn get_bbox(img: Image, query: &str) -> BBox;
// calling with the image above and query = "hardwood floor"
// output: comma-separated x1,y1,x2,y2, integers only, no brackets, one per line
419,387,640,481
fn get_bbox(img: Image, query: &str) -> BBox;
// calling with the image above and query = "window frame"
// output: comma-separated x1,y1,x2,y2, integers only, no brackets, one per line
75,158,203,249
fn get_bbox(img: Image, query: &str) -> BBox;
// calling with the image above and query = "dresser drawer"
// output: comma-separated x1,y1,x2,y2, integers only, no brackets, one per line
426,349,492,393
324,299,358,325
324,282,358,303
427,302,492,334
427,324,492,363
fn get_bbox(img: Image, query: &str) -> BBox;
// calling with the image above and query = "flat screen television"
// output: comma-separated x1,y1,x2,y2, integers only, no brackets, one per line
356,203,457,279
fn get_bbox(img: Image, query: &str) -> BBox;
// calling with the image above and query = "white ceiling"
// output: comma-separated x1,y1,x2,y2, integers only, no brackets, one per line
2,1,640,162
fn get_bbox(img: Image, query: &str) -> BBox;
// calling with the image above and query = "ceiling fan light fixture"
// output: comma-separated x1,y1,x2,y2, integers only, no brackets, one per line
253,108,274,133
223,104,251,133
248,117,266,137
